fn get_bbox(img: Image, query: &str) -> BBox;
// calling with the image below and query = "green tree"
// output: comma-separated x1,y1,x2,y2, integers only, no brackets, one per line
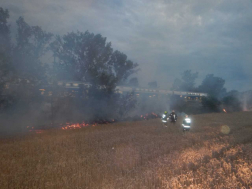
180,70,198,91
198,74,225,97
170,95,186,113
171,78,182,91
13,17,53,86
0,7,11,54
50,31,138,92
0,53,12,91
50,31,138,121
171,70,198,91
117,92,137,118
0,7,14,111
201,95,221,112
0,53,14,111
222,90,242,112
0,7,11,86
110,50,139,85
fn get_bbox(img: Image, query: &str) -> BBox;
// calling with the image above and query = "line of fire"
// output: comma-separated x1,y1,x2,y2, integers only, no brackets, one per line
33,81,208,132
3,81,210,133
5,81,251,133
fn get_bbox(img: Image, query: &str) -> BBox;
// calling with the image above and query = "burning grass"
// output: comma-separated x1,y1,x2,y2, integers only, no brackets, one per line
26,112,159,132
0,112,252,188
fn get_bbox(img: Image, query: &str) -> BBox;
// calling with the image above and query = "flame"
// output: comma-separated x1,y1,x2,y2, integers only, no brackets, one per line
139,112,159,120
27,126,44,134
35,130,44,134
61,122,90,130
151,112,158,117
27,112,161,133
223,109,227,113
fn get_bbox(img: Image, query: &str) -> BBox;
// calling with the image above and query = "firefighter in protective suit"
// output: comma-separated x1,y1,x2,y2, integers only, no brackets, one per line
182,114,191,131
164,111,168,116
169,110,177,123
161,111,169,123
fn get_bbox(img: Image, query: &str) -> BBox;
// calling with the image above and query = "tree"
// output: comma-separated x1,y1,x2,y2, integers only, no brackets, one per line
50,31,138,91
222,90,242,112
128,77,139,87
50,31,139,122
0,8,14,111
13,17,53,86
0,7,11,54
117,92,137,118
171,78,182,91
110,50,139,85
170,95,186,113
0,53,14,111
245,92,252,111
198,74,225,97
148,81,157,88
198,74,226,112
0,53,12,91
0,7,12,86
180,70,198,91
201,95,221,112
0,7,12,92
171,70,198,91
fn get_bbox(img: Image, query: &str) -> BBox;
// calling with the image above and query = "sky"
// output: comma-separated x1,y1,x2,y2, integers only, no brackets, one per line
2,0,252,91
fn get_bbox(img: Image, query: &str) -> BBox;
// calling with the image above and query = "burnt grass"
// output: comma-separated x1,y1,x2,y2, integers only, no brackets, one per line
0,111,252,188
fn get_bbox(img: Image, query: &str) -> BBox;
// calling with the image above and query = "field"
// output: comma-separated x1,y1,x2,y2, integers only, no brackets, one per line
1,112,252,189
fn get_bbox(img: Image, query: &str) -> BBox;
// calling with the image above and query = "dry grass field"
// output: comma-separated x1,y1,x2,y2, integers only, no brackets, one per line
1,111,252,189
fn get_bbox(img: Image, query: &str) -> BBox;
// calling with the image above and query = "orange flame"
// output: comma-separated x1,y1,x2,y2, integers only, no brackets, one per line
61,122,91,130
151,112,158,117
35,130,44,134
223,109,227,113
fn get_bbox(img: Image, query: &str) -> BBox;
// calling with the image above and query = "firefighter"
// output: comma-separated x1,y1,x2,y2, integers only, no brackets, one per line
182,114,191,131
169,110,177,123
161,111,169,123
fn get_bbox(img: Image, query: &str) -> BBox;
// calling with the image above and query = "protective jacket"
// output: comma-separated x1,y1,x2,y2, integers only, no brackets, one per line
169,112,177,122
161,113,169,122
183,117,191,126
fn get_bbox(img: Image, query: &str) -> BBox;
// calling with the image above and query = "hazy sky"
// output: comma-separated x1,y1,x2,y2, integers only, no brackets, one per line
2,0,252,91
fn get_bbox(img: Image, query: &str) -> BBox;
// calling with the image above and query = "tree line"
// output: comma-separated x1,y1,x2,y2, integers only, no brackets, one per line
0,7,139,133
0,7,247,134
170,70,242,113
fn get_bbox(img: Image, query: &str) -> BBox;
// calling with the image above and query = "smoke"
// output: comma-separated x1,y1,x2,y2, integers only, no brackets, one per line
2,6,249,136
127,94,170,117
0,8,143,135
242,91,252,111
0,100,52,136
242,93,248,111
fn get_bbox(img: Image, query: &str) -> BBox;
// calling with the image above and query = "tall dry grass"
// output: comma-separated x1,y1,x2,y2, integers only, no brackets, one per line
0,111,252,188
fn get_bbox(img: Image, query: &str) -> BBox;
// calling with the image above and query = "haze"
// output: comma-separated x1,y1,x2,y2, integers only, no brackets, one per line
2,0,252,91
